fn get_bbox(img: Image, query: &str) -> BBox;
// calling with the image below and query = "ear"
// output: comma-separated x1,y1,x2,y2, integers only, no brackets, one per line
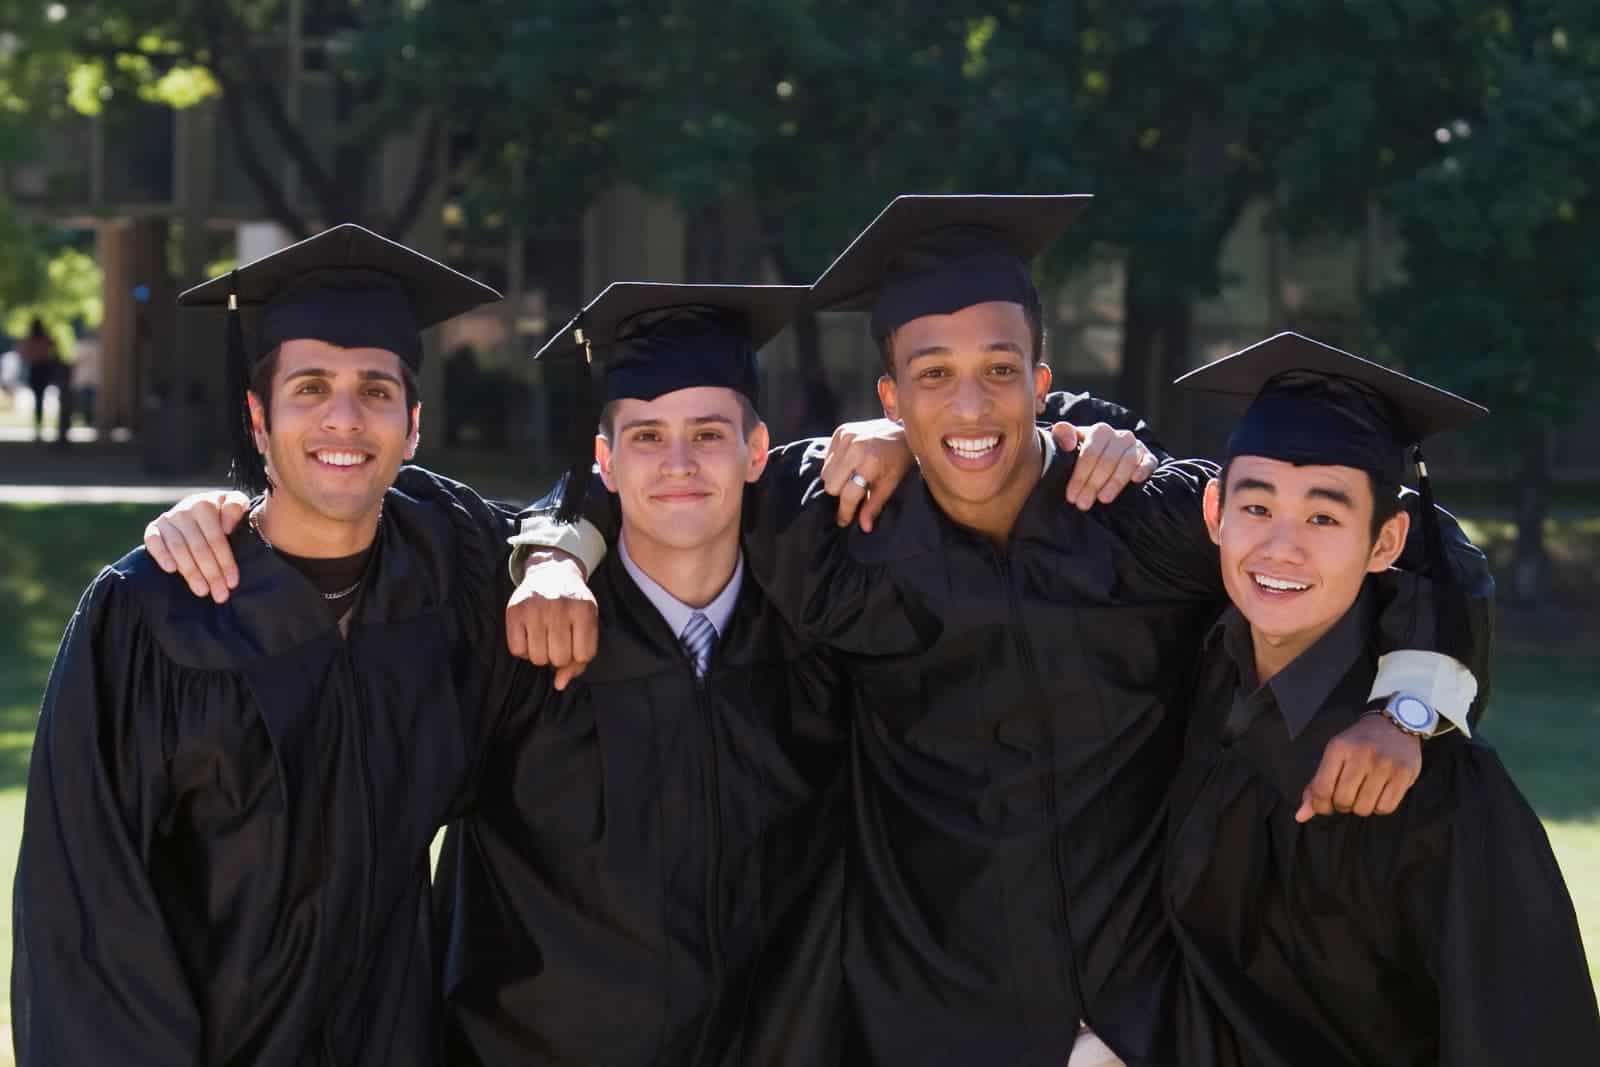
746,420,771,483
1367,509,1410,573
246,391,269,454
877,374,900,423
1033,360,1053,415
595,434,617,492
1202,477,1224,546
405,402,422,460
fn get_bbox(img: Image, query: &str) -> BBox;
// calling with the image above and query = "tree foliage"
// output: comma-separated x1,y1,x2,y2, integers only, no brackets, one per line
2,3,1594,504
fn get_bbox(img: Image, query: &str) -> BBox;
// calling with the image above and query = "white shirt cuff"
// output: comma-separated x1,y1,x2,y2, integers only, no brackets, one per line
1370,650,1478,737
508,516,608,582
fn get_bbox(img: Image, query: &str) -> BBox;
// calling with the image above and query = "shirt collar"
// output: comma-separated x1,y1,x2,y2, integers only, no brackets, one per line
617,531,744,641
1038,425,1058,475
1213,585,1373,739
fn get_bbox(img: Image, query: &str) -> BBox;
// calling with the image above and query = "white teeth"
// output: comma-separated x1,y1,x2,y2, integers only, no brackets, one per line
1253,574,1309,592
316,451,368,467
945,435,1000,458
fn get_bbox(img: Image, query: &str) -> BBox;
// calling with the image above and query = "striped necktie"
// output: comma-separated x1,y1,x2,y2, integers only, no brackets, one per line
679,612,717,677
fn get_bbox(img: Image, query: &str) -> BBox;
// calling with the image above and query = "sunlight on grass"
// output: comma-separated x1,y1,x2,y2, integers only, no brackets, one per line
0,788,21,1051
1546,821,1600,988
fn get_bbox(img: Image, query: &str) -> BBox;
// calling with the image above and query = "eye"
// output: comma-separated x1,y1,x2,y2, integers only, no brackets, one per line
988,363,1017,378
295,381,326,395
632,430,661,444
694,429,726,442
918,366,949,381
1241,503,1268,517
1309,513,1340,527
364,386,393,400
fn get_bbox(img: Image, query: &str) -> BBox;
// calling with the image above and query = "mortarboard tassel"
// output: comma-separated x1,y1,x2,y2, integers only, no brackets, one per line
1412,443,1477,700
554,324,597,524
225,277,270,495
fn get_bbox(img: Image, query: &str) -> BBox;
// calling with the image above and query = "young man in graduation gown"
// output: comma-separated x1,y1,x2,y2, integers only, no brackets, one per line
11,225,533,1066
1164,333,1599,1066
507,195,1492,1067
141,283,905,1063
431,283,857,1066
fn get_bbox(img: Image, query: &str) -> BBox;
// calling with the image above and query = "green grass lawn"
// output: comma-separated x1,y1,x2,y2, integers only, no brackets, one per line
0,501,1596,1064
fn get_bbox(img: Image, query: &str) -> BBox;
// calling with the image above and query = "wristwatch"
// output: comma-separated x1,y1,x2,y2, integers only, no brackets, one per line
1368,692,1441,738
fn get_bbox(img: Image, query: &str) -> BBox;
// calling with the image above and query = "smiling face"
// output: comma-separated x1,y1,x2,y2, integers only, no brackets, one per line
876,300,1050,540
596,385,769,561
248,338,418,545
1204,455,1409,675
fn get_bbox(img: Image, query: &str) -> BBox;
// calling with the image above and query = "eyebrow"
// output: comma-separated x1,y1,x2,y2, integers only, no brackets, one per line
1306,485,1356,509
1231,476,1276,495
1232,476,1356,509
617,413,737,434
281,367,404,387
904,340,1028,363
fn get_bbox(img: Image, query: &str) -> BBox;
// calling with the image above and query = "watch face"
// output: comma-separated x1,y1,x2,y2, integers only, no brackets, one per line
1394,696,1435,730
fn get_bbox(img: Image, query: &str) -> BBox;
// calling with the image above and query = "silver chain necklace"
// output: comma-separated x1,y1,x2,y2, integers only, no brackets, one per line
249,500,378,601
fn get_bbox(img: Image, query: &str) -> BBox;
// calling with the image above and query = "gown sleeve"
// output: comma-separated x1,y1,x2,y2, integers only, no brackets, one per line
12,574,202,1066
392,466,540,815
736,438,929,656
1039,389,1171,460
1371,491,1495,731
1394,744,1600,1065
1095,456,1225,601
506,470,614,579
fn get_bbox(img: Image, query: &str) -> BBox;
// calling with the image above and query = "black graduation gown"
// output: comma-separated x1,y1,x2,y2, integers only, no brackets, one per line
12,467,526,1066
1165,594,1600,1066
540,391,1492,1066
732,437,1491,1064
435,549,850,1067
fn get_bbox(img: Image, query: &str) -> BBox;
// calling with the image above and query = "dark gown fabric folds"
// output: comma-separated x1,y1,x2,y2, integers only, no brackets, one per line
1165,597,1600,1067
732,396,1492,1067
13,466,526,1066
435,551,850,1067
537,390,1493,1067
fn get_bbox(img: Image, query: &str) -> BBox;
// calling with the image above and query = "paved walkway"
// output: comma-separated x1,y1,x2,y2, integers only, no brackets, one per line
0,438,550,506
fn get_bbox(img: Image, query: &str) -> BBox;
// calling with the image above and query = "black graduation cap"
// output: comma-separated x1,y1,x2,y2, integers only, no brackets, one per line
808,194,1092,339
1174,331,1487,484
1177,331,1489,674
535,281,809,521
178,223,501,495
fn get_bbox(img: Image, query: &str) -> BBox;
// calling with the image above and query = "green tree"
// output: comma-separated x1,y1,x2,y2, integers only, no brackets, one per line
1373,3,1600,601
10,0,450,239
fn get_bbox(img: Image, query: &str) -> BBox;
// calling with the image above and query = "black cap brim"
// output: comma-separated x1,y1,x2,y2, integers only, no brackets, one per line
178,223,500,328
1175,331,1487,443
808,193,1092,313
533,282,809,362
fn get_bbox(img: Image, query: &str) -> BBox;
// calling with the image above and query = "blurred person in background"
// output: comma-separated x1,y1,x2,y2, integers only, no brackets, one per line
18,317,63,443
72,323,100,429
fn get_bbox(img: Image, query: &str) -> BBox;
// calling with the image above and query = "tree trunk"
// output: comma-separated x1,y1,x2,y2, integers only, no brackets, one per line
1116,256,1194,438
1117,258,1161,421
771,242,833,440
1512,428,1551,603
1156,295,1194,449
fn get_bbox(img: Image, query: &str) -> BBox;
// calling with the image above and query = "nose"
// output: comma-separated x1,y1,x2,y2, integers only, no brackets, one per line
949,372,990,420
1257,516,1307,564
321,385,366,434
660,435,698,477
